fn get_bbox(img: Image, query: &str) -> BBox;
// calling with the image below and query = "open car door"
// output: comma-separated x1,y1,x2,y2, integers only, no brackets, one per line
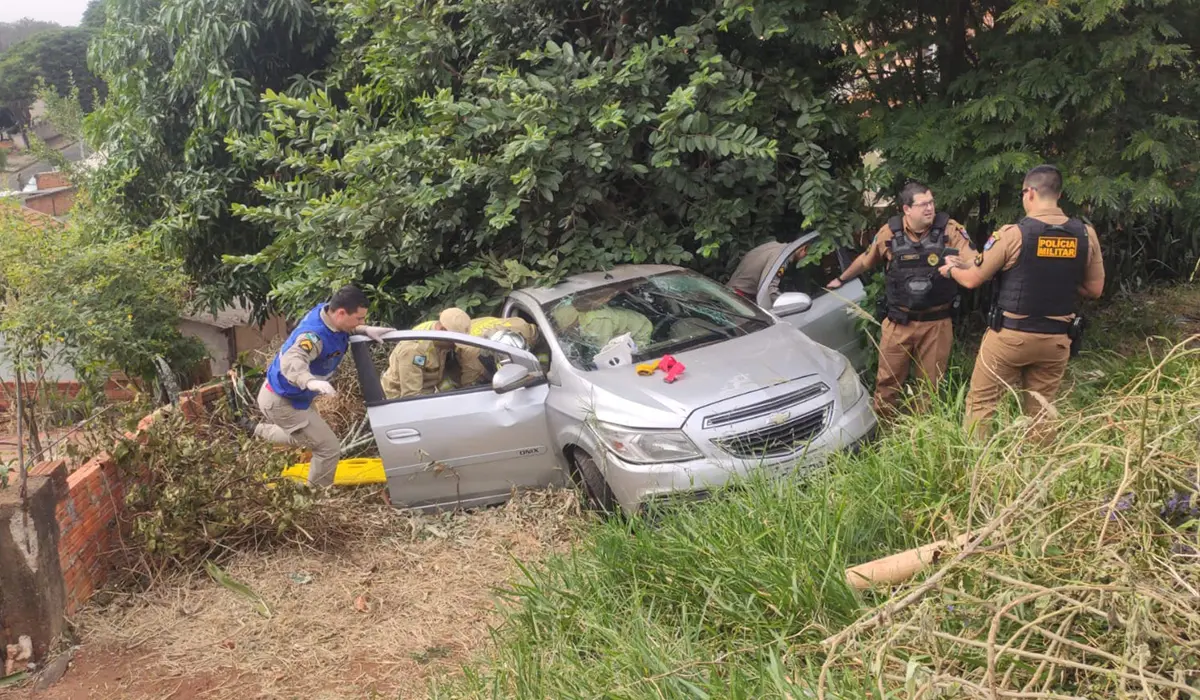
351,331,561,513
756,231,869,371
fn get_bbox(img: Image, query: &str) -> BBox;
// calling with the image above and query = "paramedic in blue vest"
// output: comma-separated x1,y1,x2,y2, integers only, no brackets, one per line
827,181,976,417
248,286,394,488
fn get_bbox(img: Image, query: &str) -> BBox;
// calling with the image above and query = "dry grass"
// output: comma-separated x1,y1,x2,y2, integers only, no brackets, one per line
72,489,583,699
817,337,1200,698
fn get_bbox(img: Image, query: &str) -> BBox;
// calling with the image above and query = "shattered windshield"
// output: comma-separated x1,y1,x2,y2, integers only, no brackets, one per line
543,271,774,371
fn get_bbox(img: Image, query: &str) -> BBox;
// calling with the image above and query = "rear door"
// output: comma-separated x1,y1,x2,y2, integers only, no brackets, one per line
756,231,869,371
351,330,561,513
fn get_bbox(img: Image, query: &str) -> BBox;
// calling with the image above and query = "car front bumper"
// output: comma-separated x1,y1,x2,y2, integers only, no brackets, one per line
595,393,878,511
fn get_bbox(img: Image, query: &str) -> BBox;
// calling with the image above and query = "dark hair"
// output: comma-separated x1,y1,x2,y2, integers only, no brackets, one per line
900,181,932,207
328,285,369,313
1024,164,1062,197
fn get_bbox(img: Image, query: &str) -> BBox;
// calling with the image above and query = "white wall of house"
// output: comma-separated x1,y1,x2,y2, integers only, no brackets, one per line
178,320,233,375
0,336,78,382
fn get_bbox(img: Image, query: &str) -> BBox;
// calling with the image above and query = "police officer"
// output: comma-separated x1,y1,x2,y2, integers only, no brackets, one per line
247,286,393,487
828,182,975,417
381,308,475,399
727,241,806,304
939,165,1104,439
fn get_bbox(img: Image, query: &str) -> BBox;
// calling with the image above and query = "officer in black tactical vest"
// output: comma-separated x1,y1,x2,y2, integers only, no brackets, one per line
939,164,1105,440
830,182,976,417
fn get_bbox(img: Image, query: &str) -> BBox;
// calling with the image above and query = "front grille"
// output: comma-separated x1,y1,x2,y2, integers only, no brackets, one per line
713,403,832,459
703,383,829,429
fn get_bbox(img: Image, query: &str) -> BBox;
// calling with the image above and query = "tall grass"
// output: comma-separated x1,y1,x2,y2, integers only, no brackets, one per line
435,289,1200,699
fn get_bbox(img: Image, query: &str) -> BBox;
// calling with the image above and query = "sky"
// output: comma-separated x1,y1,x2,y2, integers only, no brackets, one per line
0,0,89,26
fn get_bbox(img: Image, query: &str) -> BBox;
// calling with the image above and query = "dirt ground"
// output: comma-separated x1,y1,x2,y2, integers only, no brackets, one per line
1,490,582,700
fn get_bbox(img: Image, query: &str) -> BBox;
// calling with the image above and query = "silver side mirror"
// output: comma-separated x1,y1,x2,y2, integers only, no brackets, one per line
773,292,813,314
492,363,533,394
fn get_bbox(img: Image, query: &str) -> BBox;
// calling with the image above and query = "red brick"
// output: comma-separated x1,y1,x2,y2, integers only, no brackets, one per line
31,458,67,476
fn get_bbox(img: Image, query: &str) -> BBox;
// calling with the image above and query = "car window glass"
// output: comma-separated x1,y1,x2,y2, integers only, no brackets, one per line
505,304,553,371
370,336,515,402
776,249,845,300
543,271,772,371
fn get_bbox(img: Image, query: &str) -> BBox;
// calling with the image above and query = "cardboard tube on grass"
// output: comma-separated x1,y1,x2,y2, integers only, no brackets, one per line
846,533,974,590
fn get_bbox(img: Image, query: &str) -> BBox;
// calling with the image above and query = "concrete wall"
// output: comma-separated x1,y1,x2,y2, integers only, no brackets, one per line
0,468,67,664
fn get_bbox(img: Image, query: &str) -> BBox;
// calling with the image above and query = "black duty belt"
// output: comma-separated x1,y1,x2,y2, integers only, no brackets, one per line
887,307,952,325
1000,316,1072,335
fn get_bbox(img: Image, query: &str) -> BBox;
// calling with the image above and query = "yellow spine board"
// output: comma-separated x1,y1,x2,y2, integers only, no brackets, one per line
280,457,387,486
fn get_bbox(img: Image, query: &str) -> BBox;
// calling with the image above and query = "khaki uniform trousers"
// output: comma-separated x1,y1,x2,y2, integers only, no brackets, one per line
874,317,953,417
254,382,340,487
964,328,1071,440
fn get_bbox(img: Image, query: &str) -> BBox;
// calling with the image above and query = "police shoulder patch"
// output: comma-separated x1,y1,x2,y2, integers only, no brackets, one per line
983,237,996,252
413,355,427,367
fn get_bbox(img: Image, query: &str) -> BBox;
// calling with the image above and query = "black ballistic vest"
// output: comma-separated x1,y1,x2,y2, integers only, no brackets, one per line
995,217,1089,318
885,213,958,311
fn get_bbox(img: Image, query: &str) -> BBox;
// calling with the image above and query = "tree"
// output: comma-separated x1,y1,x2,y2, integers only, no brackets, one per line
81,0,107,30
226,0,879,322
840,0,1200,287
85,0,338,315
0,19,58,53
0,28,106,116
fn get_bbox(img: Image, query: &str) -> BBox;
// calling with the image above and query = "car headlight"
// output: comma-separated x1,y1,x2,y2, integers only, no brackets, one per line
589,421,702,464
835,357,864,408
837,361,865,407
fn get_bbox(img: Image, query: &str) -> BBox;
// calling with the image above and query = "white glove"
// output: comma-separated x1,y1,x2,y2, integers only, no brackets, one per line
360,325,395,342
306,379,337,396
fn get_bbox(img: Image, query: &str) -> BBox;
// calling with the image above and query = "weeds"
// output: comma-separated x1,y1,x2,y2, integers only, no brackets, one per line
437,331,1200,698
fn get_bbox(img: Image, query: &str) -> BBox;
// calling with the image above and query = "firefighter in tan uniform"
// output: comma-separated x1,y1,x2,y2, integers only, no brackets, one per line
829,182,975,417
381,308,476,399
939,165,1104,439
458,316,542,379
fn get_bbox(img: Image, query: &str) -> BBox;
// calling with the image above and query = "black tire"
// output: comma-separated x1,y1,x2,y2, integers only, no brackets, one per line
568,448,618,513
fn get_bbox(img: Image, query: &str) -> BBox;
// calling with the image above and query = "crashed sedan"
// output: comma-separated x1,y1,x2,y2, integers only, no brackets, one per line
350,264,876,513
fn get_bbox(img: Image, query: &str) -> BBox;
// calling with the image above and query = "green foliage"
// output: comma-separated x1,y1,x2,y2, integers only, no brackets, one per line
0,200,205,387
843,0,1200,286
85,0,337,313
226,0,877,321
83,0,1200,320
113,405,317,574
0,28,105,114
436,310,1200,698
0,18,58,54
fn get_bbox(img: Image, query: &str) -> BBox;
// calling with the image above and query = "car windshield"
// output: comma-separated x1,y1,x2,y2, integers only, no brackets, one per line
542,271,774,371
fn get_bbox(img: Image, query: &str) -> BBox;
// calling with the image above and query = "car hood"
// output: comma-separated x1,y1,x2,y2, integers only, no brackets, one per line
580,323,845,429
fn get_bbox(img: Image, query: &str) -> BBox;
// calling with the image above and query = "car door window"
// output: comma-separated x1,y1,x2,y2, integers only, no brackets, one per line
776,248,850,301
365,336,520,405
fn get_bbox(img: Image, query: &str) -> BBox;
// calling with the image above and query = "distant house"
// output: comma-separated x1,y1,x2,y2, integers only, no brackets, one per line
178,305,290,378
0,205,288,410
17,170,75,216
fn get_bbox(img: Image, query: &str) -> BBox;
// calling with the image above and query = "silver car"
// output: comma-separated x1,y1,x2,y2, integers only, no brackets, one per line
351,259,876,513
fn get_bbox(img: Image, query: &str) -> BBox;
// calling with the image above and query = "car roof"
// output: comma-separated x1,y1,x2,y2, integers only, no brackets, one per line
516,264,688,305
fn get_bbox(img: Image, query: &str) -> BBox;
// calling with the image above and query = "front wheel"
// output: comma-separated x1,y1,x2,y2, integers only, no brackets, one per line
568,448,617,513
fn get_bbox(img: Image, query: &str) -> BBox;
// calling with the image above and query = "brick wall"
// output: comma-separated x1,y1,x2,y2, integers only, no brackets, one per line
0,379,139,415
22,188,75,217
28,383,227,615
35,171,70,190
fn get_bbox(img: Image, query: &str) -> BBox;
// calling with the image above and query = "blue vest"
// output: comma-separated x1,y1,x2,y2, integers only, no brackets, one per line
267,305,350,410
